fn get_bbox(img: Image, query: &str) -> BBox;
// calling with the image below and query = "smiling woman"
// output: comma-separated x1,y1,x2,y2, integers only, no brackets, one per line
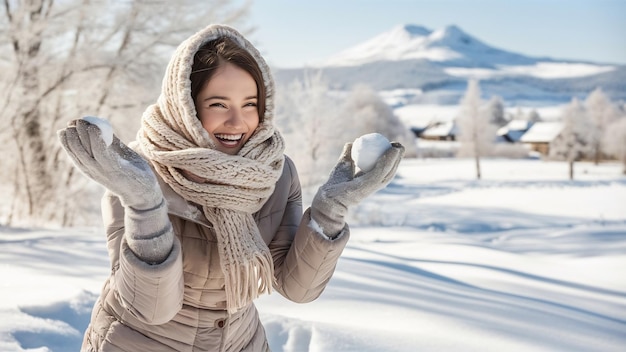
56,24,404,352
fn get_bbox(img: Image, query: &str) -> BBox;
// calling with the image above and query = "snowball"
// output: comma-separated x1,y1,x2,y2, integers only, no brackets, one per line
82,116,113,147
351,133,391,173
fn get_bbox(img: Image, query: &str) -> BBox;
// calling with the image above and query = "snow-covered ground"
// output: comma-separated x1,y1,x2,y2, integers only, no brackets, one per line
1,158,625,351
444,62,616,80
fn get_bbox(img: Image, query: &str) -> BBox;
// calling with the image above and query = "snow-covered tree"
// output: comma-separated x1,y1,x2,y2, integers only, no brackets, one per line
585,87,618,164
275,78,417,189
527,109,542,123
508,106,542,123
485,96,507,126
275,72,345,188
0,0,250,227
550,98,591,180
456,79,496,179
603,117,626,174
510,107,541,122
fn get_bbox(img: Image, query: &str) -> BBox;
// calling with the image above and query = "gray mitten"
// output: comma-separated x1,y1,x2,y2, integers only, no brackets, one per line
311,142,405,238
58,118,173,264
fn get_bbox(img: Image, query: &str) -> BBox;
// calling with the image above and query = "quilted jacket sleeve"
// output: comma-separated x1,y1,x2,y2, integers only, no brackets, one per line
101,191,184,325
269,158,350,303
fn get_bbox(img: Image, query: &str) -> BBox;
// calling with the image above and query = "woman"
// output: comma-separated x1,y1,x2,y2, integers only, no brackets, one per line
58,24,404,352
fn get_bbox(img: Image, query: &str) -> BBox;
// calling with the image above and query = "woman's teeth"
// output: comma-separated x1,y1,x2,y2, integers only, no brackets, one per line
215,134,244,145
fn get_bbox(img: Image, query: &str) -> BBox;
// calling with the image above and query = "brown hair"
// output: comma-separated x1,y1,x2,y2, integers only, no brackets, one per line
191,37,266,122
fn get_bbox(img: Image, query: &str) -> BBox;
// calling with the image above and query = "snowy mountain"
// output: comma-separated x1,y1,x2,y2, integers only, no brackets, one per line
322,24,538,67
273,24,626,106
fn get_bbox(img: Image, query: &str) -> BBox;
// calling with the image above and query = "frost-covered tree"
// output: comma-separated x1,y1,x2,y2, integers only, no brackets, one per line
527,109,542,123
603,117,626,174
456,79,496,179
510,107,541,122
275,78,416,189
550,98,591,180
275,72,346,188
0,0,250,226
585,87,618,164
485,95,507,126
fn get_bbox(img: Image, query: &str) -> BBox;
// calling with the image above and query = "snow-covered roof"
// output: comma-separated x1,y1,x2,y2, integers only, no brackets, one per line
394,103,457,129
422,121,456,137
502,130,527,143
507,119,533,131
520,122,563,143
497,120,533,142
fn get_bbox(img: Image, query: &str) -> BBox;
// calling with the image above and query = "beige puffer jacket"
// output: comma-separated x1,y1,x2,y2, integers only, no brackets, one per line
82,156,350,351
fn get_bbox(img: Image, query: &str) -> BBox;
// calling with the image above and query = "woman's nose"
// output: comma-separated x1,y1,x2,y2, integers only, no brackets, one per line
224,109,244,128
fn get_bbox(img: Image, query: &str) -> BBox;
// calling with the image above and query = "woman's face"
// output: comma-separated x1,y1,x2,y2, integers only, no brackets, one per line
195,62,260,155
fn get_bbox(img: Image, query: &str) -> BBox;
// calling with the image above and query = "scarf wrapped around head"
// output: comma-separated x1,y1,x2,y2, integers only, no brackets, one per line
136,25,285,313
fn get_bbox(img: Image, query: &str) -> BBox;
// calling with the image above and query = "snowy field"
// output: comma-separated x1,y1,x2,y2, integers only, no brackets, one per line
1,158,625,351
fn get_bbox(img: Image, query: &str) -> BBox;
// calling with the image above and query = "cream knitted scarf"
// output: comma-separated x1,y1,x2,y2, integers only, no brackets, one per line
136,25,285,313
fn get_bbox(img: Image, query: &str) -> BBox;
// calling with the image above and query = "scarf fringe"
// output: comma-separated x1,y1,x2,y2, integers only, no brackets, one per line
224,250,274,314
204,208,278,313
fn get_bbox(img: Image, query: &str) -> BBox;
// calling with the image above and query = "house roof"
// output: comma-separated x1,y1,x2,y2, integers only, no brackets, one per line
497,119,534,142
520,121,563,143
394,104,458,129
507,119,533,131
422,121,457,137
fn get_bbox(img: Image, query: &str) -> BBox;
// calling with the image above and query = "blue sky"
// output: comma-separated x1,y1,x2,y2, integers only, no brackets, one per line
246,0,626,68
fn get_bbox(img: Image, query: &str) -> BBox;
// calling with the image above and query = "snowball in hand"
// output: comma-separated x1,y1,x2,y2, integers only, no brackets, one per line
82,116,113,147
351,133,391,172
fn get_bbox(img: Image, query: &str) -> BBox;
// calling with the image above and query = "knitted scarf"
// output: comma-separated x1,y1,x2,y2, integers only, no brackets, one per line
136,25,285,313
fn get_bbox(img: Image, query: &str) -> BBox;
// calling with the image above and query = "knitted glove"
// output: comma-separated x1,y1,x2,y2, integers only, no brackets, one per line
58,118,173,264
311,142,405,238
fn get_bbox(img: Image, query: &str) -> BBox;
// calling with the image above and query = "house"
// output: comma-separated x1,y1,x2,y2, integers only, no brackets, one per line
519,121,563,155
497,119,534,143
394,104,459,140
420,121,458,141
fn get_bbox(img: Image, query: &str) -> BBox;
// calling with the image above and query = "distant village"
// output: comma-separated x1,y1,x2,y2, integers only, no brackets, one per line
400,86,626,164
413,115,562,156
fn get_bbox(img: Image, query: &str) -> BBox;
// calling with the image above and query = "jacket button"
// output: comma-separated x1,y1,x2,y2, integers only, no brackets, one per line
216,319,225,328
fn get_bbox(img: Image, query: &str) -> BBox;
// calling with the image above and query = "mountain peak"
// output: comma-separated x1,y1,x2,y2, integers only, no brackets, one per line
322,23,455,66
398,24,431,37
321,23,537,67
429,25,476,46
442,24,464,35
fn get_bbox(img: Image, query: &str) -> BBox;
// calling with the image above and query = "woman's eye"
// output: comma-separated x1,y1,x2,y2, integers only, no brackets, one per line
210,102,227,108
244,102,257,107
